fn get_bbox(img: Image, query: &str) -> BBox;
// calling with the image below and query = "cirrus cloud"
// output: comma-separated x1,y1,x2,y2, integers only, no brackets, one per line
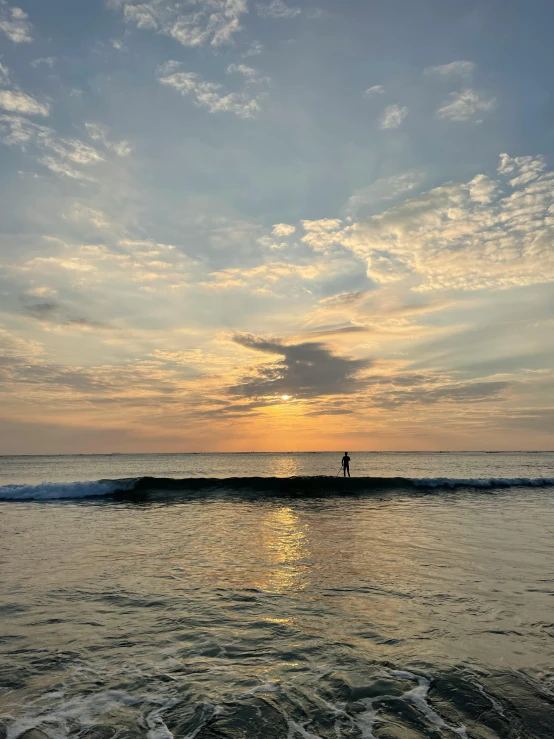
424,60,476,78
0,114,111,179
0,62,10,85
380,104,409,130
437,88,496,122
364,85,385,98
158,68,264,119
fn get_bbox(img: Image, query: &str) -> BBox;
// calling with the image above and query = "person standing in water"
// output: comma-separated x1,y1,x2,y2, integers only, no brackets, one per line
341,452,351,477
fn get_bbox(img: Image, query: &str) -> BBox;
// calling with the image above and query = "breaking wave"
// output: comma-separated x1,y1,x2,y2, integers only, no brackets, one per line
0,479,129,501
1,475,554,501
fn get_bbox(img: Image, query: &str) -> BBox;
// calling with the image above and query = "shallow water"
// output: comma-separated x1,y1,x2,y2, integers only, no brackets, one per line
2,454,554,738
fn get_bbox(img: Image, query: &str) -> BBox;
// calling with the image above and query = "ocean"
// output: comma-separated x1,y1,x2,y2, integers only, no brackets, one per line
1,452,554,738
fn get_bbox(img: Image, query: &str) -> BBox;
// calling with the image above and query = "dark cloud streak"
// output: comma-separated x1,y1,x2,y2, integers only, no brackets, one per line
22,300,111,329
372,381,509,408
230,333,373,399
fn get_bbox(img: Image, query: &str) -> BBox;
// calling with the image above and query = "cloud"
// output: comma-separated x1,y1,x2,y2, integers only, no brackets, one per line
108,0,247,48
200,260,326,292
317,291,367,309
371,380,509,408
342,153,554,291
65,203,110,229
85,122,132,157
227,63,258,81
0,115,49,146
25,286,58,299
31,57,56,68
424,61,476,78
226,335,508,413
499,407,554,435
437,88,496,122
303,288,455,340
257,0,301,19
10,239,199,308
272,223,296,237
498,153,546,186
39,156,92,180
158,69,263,119
230,334,372,399
16,298,110,331
227,63,269,85
0,115,118,179
0,2,32,43
23,301,60,320
0,351,170,396
45,138,104,165
158,60,180,75
467,173,497,204
0,62,10,85
302,325,371,338
380,104,409,130
243,41,263,57
363,85,384,98
301,218,346,253
346,171,425,217
0,89,50,116
0,327,44,365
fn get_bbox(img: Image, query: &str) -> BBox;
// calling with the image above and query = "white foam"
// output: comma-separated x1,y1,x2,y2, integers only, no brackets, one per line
180,703,223,739
242,681,280,697
413,477,554,489
471,680,506,717
287,721,325,739
6,687,142,739
351,706,379,739
0,479,131,501
376,669,467,739
146,713,174,739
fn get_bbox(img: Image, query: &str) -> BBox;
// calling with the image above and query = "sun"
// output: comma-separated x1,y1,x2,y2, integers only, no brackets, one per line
281,395,290,401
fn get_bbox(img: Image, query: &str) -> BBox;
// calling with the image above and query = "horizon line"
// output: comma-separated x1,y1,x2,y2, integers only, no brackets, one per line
1,450,553,457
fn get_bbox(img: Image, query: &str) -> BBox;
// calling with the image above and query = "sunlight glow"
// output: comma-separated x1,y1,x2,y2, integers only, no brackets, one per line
281,395,290,400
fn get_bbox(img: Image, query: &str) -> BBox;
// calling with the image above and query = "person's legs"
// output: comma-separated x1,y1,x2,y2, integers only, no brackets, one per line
345,464,350,477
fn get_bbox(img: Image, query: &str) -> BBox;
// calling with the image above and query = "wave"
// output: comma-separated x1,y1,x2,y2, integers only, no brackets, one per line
1,475,554,501
0,479,131,501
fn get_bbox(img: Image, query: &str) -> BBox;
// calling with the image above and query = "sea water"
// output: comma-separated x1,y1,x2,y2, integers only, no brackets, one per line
1,452,554,738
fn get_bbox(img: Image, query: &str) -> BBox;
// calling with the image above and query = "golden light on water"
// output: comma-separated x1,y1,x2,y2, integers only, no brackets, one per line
256,506,310,594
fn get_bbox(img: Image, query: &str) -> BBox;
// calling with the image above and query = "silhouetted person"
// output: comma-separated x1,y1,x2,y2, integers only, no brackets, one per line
342,452,351,477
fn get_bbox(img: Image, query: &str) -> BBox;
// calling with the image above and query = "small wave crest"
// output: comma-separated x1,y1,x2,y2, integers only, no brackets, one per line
411,476,554,489
0,475,553,501
0,479,132,501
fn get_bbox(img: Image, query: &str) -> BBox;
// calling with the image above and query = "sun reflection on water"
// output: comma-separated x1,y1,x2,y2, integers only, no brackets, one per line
264,455,303,478
255,506,310,594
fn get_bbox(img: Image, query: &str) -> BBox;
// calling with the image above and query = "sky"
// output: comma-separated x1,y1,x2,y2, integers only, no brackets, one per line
1,0,554,453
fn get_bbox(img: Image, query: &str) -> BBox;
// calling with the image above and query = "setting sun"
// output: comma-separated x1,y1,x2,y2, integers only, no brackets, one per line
281,395,291,401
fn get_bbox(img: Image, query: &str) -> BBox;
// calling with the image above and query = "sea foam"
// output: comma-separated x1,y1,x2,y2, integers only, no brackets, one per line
0,479,127,501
